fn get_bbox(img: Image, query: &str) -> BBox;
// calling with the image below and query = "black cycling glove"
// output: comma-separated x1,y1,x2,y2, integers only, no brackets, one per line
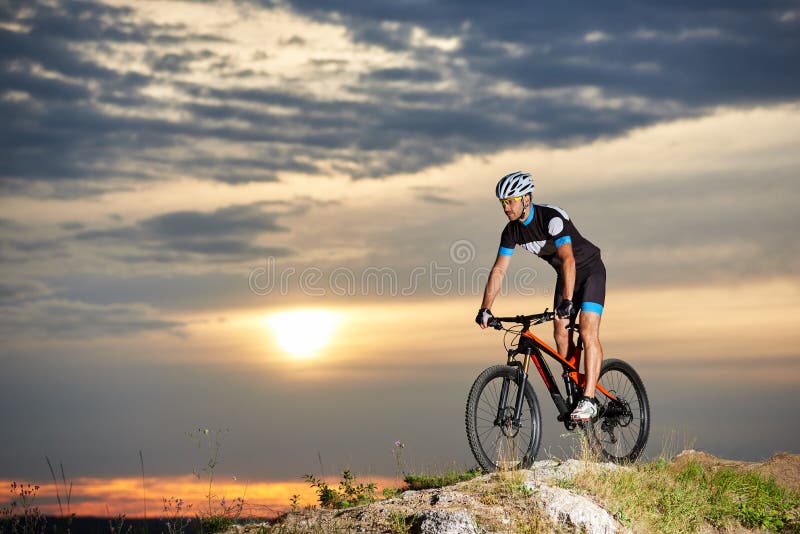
475,308,493,327
556,299,574,319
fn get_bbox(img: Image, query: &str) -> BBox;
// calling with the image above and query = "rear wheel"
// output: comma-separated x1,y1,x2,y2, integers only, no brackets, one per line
584,358,650,462
466,365,542,472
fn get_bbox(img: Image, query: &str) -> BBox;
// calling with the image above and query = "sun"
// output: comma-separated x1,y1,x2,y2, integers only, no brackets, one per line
267,309,341,358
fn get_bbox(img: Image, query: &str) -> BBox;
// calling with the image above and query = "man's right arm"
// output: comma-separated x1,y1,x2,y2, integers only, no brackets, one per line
478,254,512,327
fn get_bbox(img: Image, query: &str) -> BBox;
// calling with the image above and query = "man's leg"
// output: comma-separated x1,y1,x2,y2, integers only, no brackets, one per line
552,278,573,357
578,310,603,397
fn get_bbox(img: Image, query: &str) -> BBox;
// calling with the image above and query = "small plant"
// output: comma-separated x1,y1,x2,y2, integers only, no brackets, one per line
45,457,74,532
392,441,405,483
289,494,300,513
189,427,248,533
387,510,412,534
1,481,47,534
107,512,131,534
303,474,339,508
199,514,234,534
304,470,378,509
161,497,194,534
190,428,227,514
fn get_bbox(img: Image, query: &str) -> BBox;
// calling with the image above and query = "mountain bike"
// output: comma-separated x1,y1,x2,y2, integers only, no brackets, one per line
466,310,650,471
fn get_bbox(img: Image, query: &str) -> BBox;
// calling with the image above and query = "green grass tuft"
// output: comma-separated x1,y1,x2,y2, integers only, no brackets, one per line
403,468,482,490
566,458,800,533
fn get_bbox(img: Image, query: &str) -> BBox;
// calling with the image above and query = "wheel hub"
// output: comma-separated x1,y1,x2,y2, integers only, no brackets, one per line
498,406,520,437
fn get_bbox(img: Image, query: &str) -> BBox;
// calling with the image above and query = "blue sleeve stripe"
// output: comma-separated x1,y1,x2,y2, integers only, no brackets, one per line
581,302,604,315
498,246,514,256
555,236,572,247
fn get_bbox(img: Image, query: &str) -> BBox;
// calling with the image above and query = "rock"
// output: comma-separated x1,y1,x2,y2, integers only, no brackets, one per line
429,490,477,507
413,509,478,534
536,485,621,534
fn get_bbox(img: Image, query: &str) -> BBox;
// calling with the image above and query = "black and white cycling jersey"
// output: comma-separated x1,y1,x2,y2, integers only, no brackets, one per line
498,204,601,272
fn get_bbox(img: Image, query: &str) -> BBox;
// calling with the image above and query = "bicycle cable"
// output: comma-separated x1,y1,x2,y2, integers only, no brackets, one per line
502,324,523,352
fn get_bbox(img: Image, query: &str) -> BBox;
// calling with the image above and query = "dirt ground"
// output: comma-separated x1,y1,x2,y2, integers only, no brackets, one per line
672,450,800,492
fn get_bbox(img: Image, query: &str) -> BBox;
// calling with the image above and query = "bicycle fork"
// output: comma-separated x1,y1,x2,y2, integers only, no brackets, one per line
497,347,534,428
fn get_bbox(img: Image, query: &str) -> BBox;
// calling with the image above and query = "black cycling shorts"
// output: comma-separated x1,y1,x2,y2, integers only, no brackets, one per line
553,259,606,316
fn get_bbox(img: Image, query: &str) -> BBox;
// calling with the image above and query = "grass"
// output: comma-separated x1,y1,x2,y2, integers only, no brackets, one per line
560,457,800,533
402,467,482,490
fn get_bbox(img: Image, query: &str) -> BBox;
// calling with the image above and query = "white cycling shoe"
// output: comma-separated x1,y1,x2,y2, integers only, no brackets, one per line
570,396,599,421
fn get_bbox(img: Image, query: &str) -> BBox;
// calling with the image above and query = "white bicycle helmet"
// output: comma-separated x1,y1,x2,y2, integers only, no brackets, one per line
495,171,534,199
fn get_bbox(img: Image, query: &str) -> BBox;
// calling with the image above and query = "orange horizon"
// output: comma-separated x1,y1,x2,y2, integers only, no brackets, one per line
0,474,398,518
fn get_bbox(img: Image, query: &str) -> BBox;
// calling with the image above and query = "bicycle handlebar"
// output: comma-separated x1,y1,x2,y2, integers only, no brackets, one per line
487,310,555,330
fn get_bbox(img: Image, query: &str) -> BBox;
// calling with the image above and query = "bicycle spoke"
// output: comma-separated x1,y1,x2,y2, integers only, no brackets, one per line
467,366,543,471
477,404,497,419
591,364,648,461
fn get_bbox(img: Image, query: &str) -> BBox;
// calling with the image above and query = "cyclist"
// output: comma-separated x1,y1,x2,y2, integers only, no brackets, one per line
475,171,606,422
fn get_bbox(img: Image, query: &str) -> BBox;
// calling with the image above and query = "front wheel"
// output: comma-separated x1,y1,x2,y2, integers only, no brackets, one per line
584,358,650,463
466,365,542,472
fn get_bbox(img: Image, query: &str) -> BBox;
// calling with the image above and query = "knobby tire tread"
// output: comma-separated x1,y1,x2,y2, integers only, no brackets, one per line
585,358,650,463
465,365,542,472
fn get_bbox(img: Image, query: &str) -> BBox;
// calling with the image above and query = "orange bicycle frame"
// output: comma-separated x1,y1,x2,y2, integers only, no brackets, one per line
521,329,617,401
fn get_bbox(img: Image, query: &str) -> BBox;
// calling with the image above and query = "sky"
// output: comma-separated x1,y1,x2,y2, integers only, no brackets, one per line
1,0,799,518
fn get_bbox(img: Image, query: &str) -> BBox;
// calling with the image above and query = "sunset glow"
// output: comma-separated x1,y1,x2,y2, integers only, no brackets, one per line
0,475,395,518
267,309,341,358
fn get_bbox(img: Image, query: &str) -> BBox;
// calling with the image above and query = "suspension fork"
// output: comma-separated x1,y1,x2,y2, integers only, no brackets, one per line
495,350,514,424
495,348,532,426
512,347,533,423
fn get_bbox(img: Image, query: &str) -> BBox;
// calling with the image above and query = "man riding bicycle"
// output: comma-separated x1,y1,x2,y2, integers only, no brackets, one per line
476,171,606,422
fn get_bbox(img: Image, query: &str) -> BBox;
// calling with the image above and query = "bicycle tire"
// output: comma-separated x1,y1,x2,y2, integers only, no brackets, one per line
584,358,650,463
466,365,542,472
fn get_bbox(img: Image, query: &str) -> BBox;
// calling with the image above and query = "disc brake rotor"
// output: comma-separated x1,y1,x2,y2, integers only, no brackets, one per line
499,406,520,437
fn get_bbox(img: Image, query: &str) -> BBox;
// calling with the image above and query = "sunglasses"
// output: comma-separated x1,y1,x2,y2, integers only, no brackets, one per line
499,195,523,207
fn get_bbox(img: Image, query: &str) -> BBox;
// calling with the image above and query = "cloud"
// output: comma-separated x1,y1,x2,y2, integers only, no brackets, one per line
0,236,68,264
280,34,306,46
148,49,216,73
552,170,800,287
362,67,442,83
0,280,52,302
412,186,464,205
0,298,184,340
1,1,798,196
74,201,293,263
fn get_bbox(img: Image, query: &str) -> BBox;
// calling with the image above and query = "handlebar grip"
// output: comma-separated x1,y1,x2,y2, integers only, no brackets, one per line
487,317,502,329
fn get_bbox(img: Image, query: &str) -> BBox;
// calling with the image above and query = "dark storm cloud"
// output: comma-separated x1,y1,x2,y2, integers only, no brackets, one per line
2,0,799,194
287,0,800,104
74,201,293,262
0,0,235,193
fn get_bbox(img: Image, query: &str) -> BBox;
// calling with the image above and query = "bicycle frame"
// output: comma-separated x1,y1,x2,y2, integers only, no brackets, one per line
499,321,618,430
